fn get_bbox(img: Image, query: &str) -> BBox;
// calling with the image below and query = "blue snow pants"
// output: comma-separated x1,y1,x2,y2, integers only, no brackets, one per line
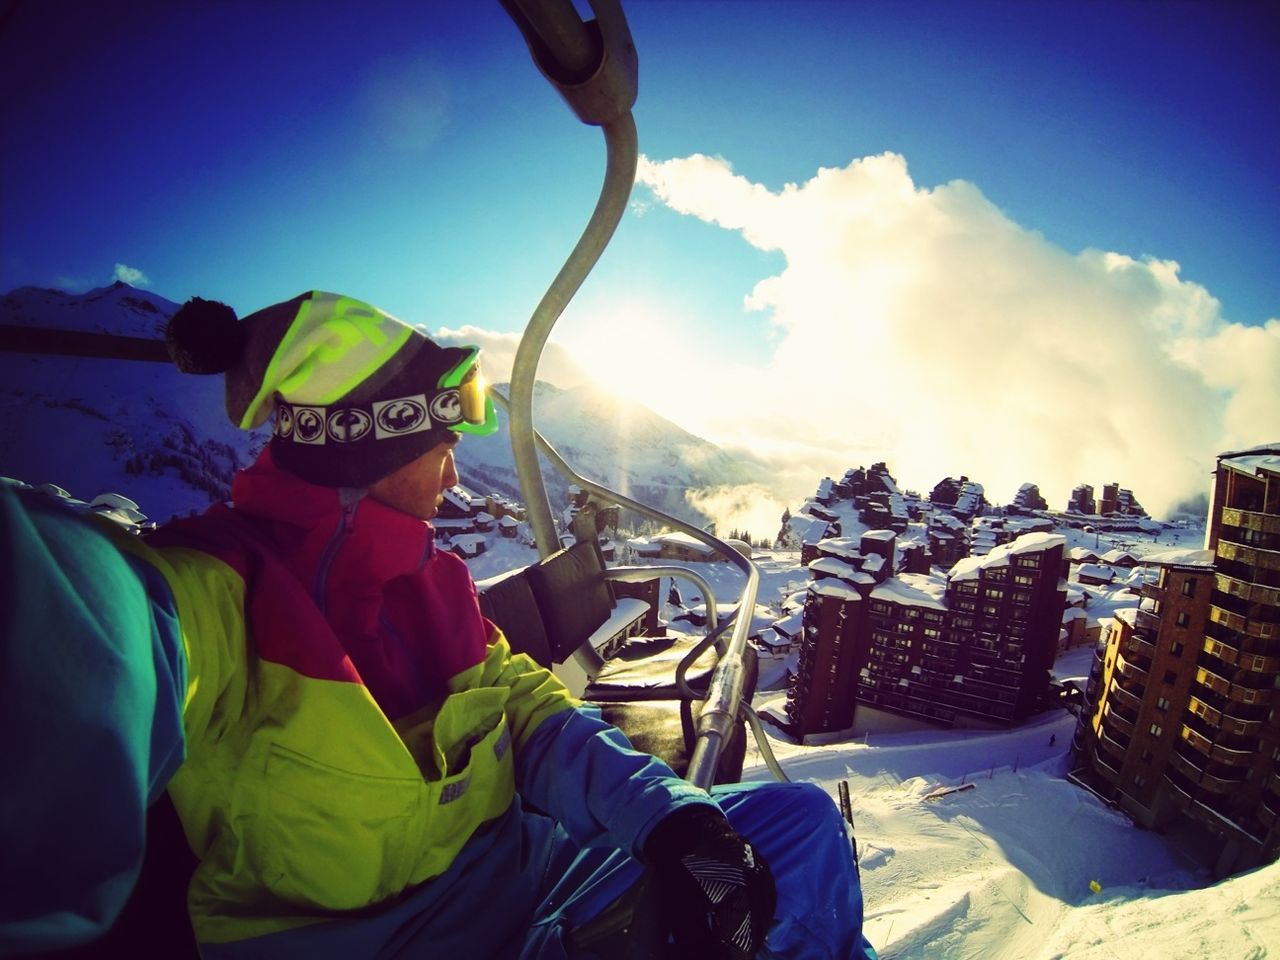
203,780,878,959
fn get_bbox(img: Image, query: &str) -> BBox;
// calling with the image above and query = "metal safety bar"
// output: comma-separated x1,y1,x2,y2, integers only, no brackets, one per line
491,391,786,787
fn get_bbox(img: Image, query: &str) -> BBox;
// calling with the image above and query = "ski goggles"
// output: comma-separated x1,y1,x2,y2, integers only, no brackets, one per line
435,346,498,436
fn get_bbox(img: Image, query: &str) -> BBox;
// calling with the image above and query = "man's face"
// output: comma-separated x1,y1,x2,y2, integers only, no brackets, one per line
367,438,460,521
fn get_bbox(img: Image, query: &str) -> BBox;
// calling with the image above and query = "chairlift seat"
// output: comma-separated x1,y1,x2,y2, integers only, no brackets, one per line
477,538,755,784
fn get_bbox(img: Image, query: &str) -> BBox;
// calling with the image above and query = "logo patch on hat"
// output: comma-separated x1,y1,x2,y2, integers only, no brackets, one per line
430,389,463,425
275,404,295,439
373,395,429,439
294,406,326,445
327,408,372,443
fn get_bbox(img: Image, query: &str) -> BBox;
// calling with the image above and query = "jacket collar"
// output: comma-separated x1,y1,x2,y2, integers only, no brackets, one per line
231,447,435,587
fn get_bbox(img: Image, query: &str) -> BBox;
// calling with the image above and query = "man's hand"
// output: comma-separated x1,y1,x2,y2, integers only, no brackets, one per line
645,805,776,959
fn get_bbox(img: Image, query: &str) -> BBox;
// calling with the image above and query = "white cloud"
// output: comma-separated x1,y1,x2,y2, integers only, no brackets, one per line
113,263,149,287
685,483,790,545
636,152,1278,517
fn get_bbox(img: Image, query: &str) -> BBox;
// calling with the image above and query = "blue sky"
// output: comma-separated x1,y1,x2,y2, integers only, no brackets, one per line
2,1,1277,518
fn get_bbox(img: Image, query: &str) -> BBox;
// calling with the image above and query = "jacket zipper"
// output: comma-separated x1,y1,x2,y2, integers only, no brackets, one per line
312,499,357,614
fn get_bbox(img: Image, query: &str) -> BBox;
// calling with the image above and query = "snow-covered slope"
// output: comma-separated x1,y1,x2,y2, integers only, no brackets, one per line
738,710,1279,960
0,282,265,522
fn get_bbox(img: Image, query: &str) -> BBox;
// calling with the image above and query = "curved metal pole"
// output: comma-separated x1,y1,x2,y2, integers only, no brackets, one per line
508,114,638,559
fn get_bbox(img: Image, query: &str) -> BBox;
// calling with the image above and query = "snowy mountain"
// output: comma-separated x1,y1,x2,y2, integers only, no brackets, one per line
458,379,765,527
0,283,763,526
0,283,264,522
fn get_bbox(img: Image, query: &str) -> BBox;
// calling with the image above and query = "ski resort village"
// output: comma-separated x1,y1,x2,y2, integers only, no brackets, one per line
3,282,1278,957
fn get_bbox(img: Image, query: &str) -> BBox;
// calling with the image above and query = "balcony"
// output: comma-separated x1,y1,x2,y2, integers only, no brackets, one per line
1216,572,1280,609
1187,695,1223,729
1195,666,1231,697
1216,538,1280,573
1109,682,1144,714
1126,635,1157,660
1116,651,1151,685
1200,768,1250,794
1220,507,1280,536
1180,724,1214,758
1202,635,1240,667
1102,704,1136,739
1097,728,1130,761
1134,610,1162,635
1227,682,1276,707
1239,649,1280,674
1094,750,1122,781
1221,712,1265,737
1168,747,1204,783
1208,603,1248,634
1140,581,1164,602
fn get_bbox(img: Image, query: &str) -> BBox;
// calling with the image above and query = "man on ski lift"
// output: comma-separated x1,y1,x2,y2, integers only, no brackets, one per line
1,292,877,959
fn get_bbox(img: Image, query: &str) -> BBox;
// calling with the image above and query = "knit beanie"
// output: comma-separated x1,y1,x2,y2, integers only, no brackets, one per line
165,291,497,488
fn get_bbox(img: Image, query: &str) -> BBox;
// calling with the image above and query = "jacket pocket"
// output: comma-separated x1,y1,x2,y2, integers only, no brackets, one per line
258,743,424,911
400,687,518,884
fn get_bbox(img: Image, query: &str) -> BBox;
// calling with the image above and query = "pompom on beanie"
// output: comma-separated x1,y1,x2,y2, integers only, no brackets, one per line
165,291,495,488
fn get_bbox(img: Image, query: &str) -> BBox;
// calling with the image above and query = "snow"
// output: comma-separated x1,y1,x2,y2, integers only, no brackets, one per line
949,531,1066,581
870,572,948,611
809,555,864,580
1140,547,1216,567
1220,447,1280,477
737,702,1280,959
810,579,863,602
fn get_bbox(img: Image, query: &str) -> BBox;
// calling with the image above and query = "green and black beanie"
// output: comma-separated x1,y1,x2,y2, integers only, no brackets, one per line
165,291,496,488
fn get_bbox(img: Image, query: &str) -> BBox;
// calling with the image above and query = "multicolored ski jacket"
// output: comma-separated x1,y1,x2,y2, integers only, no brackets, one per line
0,453,713,955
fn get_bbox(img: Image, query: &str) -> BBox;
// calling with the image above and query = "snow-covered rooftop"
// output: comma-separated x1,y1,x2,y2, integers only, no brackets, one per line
809,556,863,580
772,610,804,637
948,531,1067,582
654,530,717,555
809,580,863,602
1220,445,1280,477
871,572,948,611
815,537,864,562
1137,547,1216,568
1077,563,1117,582
864,529,896,542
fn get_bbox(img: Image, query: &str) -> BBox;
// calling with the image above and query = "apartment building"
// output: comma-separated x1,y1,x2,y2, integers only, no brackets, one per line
786,530,1067,739
1072,444,1280,875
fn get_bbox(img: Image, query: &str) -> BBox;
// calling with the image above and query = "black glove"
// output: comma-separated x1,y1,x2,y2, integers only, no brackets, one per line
645,805,777,960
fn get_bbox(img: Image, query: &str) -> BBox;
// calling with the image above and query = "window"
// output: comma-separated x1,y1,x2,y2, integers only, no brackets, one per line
1133,774,1146,788
1170,641,1184,656
1182,578,1197,597
1140,749,1152,762
1149,723,1163,737
1163,670,1177,685
1156,696,1169,711
1013,574,1035,586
